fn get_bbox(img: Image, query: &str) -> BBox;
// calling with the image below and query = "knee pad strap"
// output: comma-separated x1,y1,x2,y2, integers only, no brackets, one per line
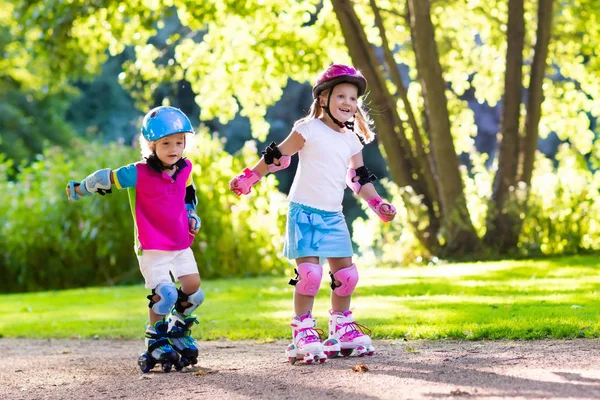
175,287,205,316
330,264,359,297
147,283,178,315
288,262,323,296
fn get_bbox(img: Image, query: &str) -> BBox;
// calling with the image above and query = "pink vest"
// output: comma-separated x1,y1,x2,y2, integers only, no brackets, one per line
133,160,193,251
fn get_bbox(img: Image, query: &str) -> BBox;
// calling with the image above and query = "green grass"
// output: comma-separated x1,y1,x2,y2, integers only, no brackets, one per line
1,255,600,341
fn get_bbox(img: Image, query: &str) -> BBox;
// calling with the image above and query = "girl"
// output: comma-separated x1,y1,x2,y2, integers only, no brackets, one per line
229,64,396,364
66,106,205,373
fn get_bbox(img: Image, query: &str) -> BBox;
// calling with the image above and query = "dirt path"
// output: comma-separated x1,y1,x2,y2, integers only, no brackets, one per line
2,338,600,399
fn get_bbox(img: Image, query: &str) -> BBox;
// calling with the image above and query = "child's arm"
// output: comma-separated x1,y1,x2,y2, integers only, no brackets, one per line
229,131,305,196
66,164,137,201
66,169,114,201
348,152,396,222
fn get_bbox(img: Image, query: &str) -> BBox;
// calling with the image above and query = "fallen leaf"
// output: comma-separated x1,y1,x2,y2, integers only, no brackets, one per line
59,349,72,354
450,388,470,396
194,368,218,376
351,362,369,373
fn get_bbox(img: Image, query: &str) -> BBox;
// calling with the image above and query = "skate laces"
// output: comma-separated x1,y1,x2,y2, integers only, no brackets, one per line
333,313,372,342
292,314,324,345
296,326,325,345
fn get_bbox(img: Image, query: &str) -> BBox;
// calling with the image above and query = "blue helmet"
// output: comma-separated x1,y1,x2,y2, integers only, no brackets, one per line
141,106,194,141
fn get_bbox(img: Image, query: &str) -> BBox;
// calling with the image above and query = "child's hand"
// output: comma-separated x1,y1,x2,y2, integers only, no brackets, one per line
66,181,85,201
367,197,396,222
188,212,201,235
229,168,262,196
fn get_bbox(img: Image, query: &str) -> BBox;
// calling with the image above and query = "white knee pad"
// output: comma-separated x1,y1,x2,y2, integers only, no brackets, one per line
148,283,178,315
330,264,359,297
289,262,323,296
175,287,205,316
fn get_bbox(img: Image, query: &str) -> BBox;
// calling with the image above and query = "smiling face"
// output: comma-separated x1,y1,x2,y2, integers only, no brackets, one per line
320,83,359,123
152,132,186,166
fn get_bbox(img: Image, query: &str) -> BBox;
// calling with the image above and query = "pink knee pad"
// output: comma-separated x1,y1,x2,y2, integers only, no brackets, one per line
330,264,359,297
292,262,323,296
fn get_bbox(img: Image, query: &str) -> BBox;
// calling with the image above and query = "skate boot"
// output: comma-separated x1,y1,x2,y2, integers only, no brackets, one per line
285,312,327,365
168,309,199,367
137,319,181,373
323,310,375,358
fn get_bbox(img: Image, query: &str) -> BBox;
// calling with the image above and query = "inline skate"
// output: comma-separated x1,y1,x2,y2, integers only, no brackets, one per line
285,312,327,365
168,309,199,367
137,319,181,373
322,310,375,358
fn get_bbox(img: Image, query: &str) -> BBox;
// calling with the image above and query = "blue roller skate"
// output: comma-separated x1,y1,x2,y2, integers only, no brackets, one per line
138,319,181,373
168,310,200,367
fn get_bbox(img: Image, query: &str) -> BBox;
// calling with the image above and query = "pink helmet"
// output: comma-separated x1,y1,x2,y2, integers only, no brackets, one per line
312,64,367,99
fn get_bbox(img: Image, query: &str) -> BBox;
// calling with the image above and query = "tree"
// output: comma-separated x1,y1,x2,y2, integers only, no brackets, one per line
9,0,599,257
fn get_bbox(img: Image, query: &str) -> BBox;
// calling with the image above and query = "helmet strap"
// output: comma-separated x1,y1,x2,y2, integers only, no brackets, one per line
147,151,180,171
322,85,355,131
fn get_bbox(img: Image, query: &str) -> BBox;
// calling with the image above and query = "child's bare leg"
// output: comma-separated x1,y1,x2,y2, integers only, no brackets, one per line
293,256,319,315
168,273,203,367
286,256,326,364
323,257,374,357
328,257,354,312
177,273,201,310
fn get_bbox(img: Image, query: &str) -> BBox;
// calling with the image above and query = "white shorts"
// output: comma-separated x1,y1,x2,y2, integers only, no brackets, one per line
137,248,198,289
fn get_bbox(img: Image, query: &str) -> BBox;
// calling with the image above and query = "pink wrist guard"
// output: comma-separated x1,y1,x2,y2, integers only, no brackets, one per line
367,196,396,222
230,168,262,196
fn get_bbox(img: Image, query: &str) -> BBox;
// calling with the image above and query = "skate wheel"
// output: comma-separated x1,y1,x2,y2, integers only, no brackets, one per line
175,360,185,371
288,357,297,365
162,363,172,373
305,358,313,365
367,351,375,356
189,357,198,366
137,353,155,373
324,350,339,359
180,357,190,367
340,348,353,357
318,356,327,364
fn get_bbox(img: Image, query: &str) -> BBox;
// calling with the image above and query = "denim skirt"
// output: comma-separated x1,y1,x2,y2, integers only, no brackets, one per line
283,202,353,262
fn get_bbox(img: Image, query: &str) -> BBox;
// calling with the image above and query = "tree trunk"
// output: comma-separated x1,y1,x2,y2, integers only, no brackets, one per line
331,0,440,252
407,0,480,255
484,0,525,252
521,0,554,185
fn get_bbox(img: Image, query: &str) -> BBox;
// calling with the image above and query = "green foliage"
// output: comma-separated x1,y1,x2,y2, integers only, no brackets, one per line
355,143,600,263
520,145,600,255
0,133,288,293
2,256,600,340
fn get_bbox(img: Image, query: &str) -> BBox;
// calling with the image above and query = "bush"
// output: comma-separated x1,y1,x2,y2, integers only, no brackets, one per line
353,144,600,266
0,131,288,293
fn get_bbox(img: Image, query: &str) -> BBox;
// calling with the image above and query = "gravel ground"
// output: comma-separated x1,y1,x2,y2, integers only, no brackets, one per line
2,338,600,399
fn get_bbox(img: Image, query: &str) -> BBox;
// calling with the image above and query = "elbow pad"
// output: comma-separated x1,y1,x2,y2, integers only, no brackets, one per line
262,142,291,173
81,168,112,196
346,166,377,195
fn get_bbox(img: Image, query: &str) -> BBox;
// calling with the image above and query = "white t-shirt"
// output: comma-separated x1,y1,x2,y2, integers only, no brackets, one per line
287,118,364,211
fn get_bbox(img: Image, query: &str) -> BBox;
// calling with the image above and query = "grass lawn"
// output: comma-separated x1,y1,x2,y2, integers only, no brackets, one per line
1,255,599,341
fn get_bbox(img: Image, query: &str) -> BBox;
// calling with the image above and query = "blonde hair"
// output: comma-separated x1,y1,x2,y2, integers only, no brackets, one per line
294,89,375,143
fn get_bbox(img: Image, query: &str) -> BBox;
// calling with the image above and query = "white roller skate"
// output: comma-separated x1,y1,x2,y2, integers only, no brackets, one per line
322,310,375,358
137,319,181,373
285,312,327,365
168,310,199,367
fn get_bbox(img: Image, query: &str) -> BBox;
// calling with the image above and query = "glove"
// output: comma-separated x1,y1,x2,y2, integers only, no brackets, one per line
66,180,91,201
186,204,201,231
229,168,262,196
367,196,396,222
